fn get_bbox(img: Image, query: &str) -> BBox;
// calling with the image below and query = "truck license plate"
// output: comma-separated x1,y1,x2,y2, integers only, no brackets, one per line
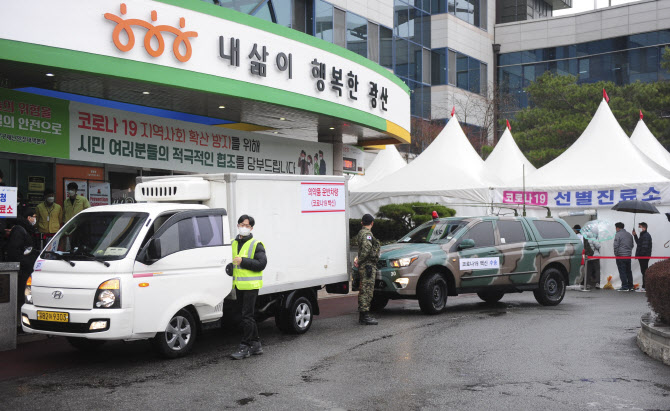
37,311,69,322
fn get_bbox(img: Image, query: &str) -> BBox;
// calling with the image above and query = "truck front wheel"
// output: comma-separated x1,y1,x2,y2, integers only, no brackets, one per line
477,291,505,303
151,308,197,358
533,267,566,306
417,272,448,315
369,294,389,312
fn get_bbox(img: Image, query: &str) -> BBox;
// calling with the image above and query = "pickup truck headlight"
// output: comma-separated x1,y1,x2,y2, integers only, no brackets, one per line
24,275,33,305
94,278,121,309
390,256,418,268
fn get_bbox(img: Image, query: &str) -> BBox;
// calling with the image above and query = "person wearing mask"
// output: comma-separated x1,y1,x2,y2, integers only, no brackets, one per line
35,189,62,235
228,214,267,360
313,153,320,175
584,227,601,289
63,182,90,224
613,222,634,291
6,207,39,321
355,214,380,325
632,222,652,292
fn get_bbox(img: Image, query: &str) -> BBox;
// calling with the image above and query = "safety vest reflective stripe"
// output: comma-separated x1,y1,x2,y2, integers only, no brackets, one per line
247,239,257,258
236,276,263,281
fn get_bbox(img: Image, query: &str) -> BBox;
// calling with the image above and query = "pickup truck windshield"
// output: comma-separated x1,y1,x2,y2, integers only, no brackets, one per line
42,212,149,261
398,219,466,244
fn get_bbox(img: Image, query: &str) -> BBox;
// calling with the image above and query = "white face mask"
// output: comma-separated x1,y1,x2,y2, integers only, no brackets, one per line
29,217,36,226
238,226,251,236
46,197,55,204
68,190,76,197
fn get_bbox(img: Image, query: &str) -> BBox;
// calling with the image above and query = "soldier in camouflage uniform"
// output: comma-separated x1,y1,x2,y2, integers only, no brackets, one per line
356,214,380,325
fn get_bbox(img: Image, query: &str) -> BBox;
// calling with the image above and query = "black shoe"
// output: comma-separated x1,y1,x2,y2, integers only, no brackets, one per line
230,345,250,360
249,341,263,356
359,312,378,325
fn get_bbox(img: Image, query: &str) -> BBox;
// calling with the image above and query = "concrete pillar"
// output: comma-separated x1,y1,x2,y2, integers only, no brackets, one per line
332,141,343,176
0,262,20,351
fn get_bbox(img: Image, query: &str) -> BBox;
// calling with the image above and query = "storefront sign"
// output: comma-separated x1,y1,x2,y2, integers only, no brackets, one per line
301,182,345,213
494,185,670,208
0,0,410,135
28,176,46,192
0,186,18,218
0,88,70,159
89,182,111,207
342,145,365,175
69,102,333,175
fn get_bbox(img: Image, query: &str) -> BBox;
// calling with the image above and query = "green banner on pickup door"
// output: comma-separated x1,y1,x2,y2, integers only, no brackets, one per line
0,88,70,159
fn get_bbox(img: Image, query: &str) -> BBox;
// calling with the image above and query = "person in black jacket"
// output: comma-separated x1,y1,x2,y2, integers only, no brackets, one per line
228,214,268,360
6,207,39,320
632,222,652,291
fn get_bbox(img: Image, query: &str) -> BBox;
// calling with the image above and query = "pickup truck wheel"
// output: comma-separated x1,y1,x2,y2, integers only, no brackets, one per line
533,268,566,306
151,309,197,358
277,296,313,334
369,294,389,312
417,273,448,315
477,291,505,303
66,337,106,352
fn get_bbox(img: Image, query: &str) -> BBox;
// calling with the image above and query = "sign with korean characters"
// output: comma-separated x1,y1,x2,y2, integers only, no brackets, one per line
0,88,69,159
301,182,346,213
0,0,410,135
88,182,111,207
459,257,500,271
0,186,18,218
69,102,332,175
494,185,670,208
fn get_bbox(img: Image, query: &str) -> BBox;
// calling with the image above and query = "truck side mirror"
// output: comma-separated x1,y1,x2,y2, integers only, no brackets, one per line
147,238,162,262
458,239,475,250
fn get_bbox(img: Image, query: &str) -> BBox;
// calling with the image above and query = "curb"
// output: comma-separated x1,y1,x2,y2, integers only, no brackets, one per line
637,312,670,366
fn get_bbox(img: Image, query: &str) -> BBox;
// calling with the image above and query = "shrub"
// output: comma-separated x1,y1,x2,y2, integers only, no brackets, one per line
376,202,456,232
349,218,406,245
645,259,670,324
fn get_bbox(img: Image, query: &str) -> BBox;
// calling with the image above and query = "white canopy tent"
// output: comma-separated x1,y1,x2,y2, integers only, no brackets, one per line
494,99,670,288
348,145,407,191
350,115,499,218
484,127,537,186
630,117,670,172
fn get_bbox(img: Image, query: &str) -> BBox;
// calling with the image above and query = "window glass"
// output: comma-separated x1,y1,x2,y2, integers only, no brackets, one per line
252,2,273,23
346,12,367,57
431,48,446,85
368,22,379,62
461,221,495,248
408,8,419,44
532,221,571,239
422,84,431,118
399,219,466,243
422,48,431,85
448,50,457,84
497,220,527,244
480,62,487,95
409,42,422,81
456,53,469,89
395,0,409,38
380,26,394,70
431,0,446,13
315,0,333,42
468,57,480,94
157,216,223,258
455,0,474,25
395,38,409,77
271,0,292,27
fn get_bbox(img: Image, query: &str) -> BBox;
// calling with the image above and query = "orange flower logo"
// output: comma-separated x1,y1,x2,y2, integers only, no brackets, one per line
104,3,198,63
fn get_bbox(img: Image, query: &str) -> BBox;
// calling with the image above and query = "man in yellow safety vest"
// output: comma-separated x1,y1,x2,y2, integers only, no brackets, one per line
229,214,267,360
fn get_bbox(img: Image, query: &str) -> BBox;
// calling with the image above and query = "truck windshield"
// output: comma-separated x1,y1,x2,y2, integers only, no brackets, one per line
42,212,149,261
398,220,466,244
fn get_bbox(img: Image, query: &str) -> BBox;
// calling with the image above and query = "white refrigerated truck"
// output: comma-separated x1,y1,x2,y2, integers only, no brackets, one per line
21,173,350,357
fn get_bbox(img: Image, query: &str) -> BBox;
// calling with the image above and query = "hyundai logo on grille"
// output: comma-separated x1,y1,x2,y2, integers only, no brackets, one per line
52,290,63,299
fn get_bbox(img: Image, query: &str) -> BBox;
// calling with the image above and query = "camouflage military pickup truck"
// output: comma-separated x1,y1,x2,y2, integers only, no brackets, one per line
370,216,583,314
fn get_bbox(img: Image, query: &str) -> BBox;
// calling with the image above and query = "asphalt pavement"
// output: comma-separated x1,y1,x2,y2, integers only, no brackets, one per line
1,289,669,410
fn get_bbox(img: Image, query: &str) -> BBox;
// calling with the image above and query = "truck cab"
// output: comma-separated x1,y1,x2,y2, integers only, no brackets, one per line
369,216,583,314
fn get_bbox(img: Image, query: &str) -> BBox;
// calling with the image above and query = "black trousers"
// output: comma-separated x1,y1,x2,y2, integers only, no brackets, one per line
638,258,649,288
236,288,259,346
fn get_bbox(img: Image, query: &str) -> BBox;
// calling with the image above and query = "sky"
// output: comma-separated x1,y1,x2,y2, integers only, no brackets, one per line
554,0,642,16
